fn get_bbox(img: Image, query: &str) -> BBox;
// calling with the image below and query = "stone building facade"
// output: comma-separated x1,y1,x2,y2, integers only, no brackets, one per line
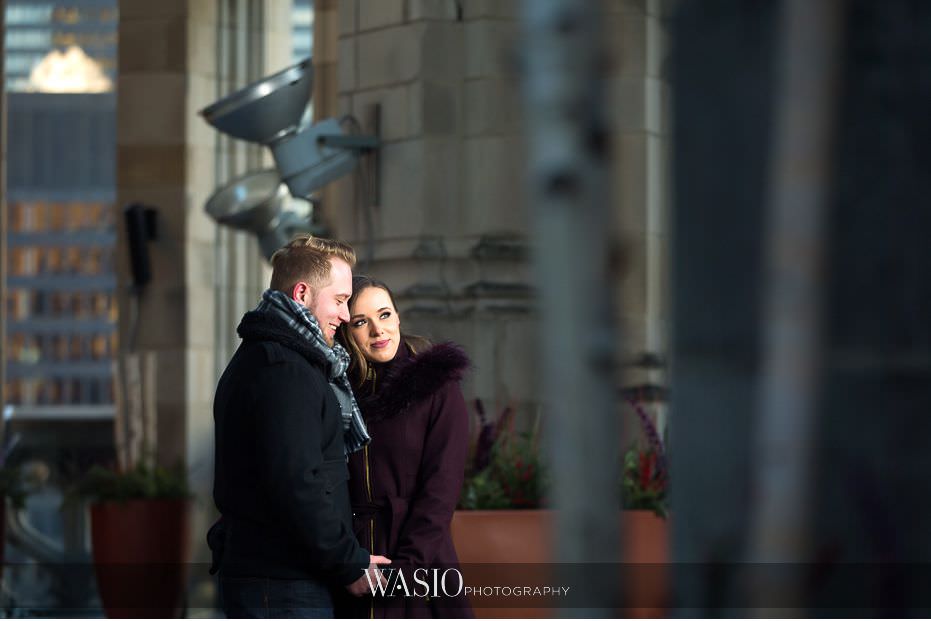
109,0,669,575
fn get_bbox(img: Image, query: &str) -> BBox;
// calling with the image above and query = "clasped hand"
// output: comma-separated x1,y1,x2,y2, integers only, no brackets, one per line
345,555,392,597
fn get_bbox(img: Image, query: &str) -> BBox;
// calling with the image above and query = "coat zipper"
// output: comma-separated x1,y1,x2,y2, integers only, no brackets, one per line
365,444,375,619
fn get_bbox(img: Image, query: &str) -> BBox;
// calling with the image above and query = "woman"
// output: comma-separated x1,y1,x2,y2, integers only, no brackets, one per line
335,275,473,618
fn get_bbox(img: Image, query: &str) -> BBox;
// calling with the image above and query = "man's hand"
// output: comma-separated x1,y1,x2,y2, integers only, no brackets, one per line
345,555,392,597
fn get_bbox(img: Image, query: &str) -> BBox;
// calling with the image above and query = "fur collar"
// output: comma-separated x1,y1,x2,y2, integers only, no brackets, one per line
357,342,470,421
237,310,328,369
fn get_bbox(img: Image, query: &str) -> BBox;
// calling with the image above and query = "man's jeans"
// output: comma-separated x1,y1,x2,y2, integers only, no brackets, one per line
219,576,334,618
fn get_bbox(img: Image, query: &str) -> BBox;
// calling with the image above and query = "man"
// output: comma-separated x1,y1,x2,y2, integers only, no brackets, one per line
210,236,388,617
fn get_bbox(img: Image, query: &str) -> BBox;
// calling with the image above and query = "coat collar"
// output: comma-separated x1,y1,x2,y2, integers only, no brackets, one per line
237,310,328,369
357,341,470,422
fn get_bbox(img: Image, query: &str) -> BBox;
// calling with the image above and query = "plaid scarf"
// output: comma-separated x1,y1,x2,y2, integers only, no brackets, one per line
255,289,370,456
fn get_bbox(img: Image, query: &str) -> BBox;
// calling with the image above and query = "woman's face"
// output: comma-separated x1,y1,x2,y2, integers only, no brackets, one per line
348,286,401,363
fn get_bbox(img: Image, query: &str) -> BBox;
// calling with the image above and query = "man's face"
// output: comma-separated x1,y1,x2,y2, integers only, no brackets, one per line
295,258,353,346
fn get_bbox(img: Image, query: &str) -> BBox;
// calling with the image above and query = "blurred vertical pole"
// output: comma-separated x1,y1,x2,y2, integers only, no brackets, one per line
669,0,781,613
748,0,844,571
1,0,7,414
520,0,621,615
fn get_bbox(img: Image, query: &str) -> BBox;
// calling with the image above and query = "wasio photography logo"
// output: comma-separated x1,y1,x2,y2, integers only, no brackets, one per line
365,567,571,599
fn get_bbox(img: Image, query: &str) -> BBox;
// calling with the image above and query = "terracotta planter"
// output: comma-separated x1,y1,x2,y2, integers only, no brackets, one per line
622,510,670,617
451,510,555,618
90,498,190,618
451,509,670,618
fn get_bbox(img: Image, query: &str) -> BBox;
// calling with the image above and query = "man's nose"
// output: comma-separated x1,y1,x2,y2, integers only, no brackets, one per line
338,306,350,323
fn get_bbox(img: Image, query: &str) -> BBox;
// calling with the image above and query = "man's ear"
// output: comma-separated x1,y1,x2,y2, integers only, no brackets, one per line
291,282,308,304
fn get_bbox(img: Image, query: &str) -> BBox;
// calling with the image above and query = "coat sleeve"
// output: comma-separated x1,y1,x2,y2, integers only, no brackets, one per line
391,379,470,567
254,361,370,585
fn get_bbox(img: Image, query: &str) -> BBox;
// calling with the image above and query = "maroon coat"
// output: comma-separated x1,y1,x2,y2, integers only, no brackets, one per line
338,341,473,618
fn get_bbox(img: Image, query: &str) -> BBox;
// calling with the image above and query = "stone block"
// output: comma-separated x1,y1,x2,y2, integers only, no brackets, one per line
185,231,217,287
410,0,459,21
463,77,521,136
495,315,541,404
421,138,463,235
421,22,464,82
316,63,339,116
379,140,426,237
417,81,460,136
119,17,188,73
338,38,357,92
188,0,218,26
359,0,405,31
132,285,188,348
352,86,410,141
316,7,340,63
462,135,527,236
117,74,188,145
461,0,520,20
187,282,216,348
156,401,187,465
357,24,424,88
154,348,188,407
339,0,358,36
187,75,220,148
338,95,352,116
119,0,187,20
188,22,218,77
117,145,186,187
463,19,518,79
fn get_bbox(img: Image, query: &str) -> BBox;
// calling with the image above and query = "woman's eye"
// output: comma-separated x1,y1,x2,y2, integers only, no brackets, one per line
379,311,391,320
351,319,366,328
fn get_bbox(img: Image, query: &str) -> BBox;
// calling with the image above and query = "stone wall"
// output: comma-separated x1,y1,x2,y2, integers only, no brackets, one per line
319,0,670,418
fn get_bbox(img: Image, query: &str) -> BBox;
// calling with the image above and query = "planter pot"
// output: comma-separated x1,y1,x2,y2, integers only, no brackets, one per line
90,498,190,618
622,510,669,617
452,510,554,618
451,509,669,618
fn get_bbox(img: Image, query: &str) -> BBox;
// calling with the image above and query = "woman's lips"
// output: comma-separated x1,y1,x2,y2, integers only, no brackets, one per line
371,339,391,349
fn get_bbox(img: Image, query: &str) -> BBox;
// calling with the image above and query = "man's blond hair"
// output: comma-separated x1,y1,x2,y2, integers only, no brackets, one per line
269,235,357,294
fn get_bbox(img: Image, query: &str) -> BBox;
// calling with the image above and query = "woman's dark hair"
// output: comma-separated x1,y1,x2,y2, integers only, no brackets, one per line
337,275,430,387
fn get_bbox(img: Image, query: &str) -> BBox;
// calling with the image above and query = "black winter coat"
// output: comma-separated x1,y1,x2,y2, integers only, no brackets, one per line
211,310,369,586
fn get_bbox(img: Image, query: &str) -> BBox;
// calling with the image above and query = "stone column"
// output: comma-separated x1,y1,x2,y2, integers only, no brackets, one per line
116,2,290,581
116,0,220,550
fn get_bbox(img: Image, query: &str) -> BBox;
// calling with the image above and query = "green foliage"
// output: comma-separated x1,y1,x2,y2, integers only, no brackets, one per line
74,461,190,504
0,467,28,509
621,446,667,518
458,470,510,510
459,428,548,510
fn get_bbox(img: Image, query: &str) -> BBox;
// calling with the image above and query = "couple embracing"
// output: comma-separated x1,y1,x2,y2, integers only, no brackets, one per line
210,236,473,618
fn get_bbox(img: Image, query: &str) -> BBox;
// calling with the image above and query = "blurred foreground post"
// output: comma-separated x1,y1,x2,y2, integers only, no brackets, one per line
672,0,931,614
520,0,621,615
747,0,843,608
